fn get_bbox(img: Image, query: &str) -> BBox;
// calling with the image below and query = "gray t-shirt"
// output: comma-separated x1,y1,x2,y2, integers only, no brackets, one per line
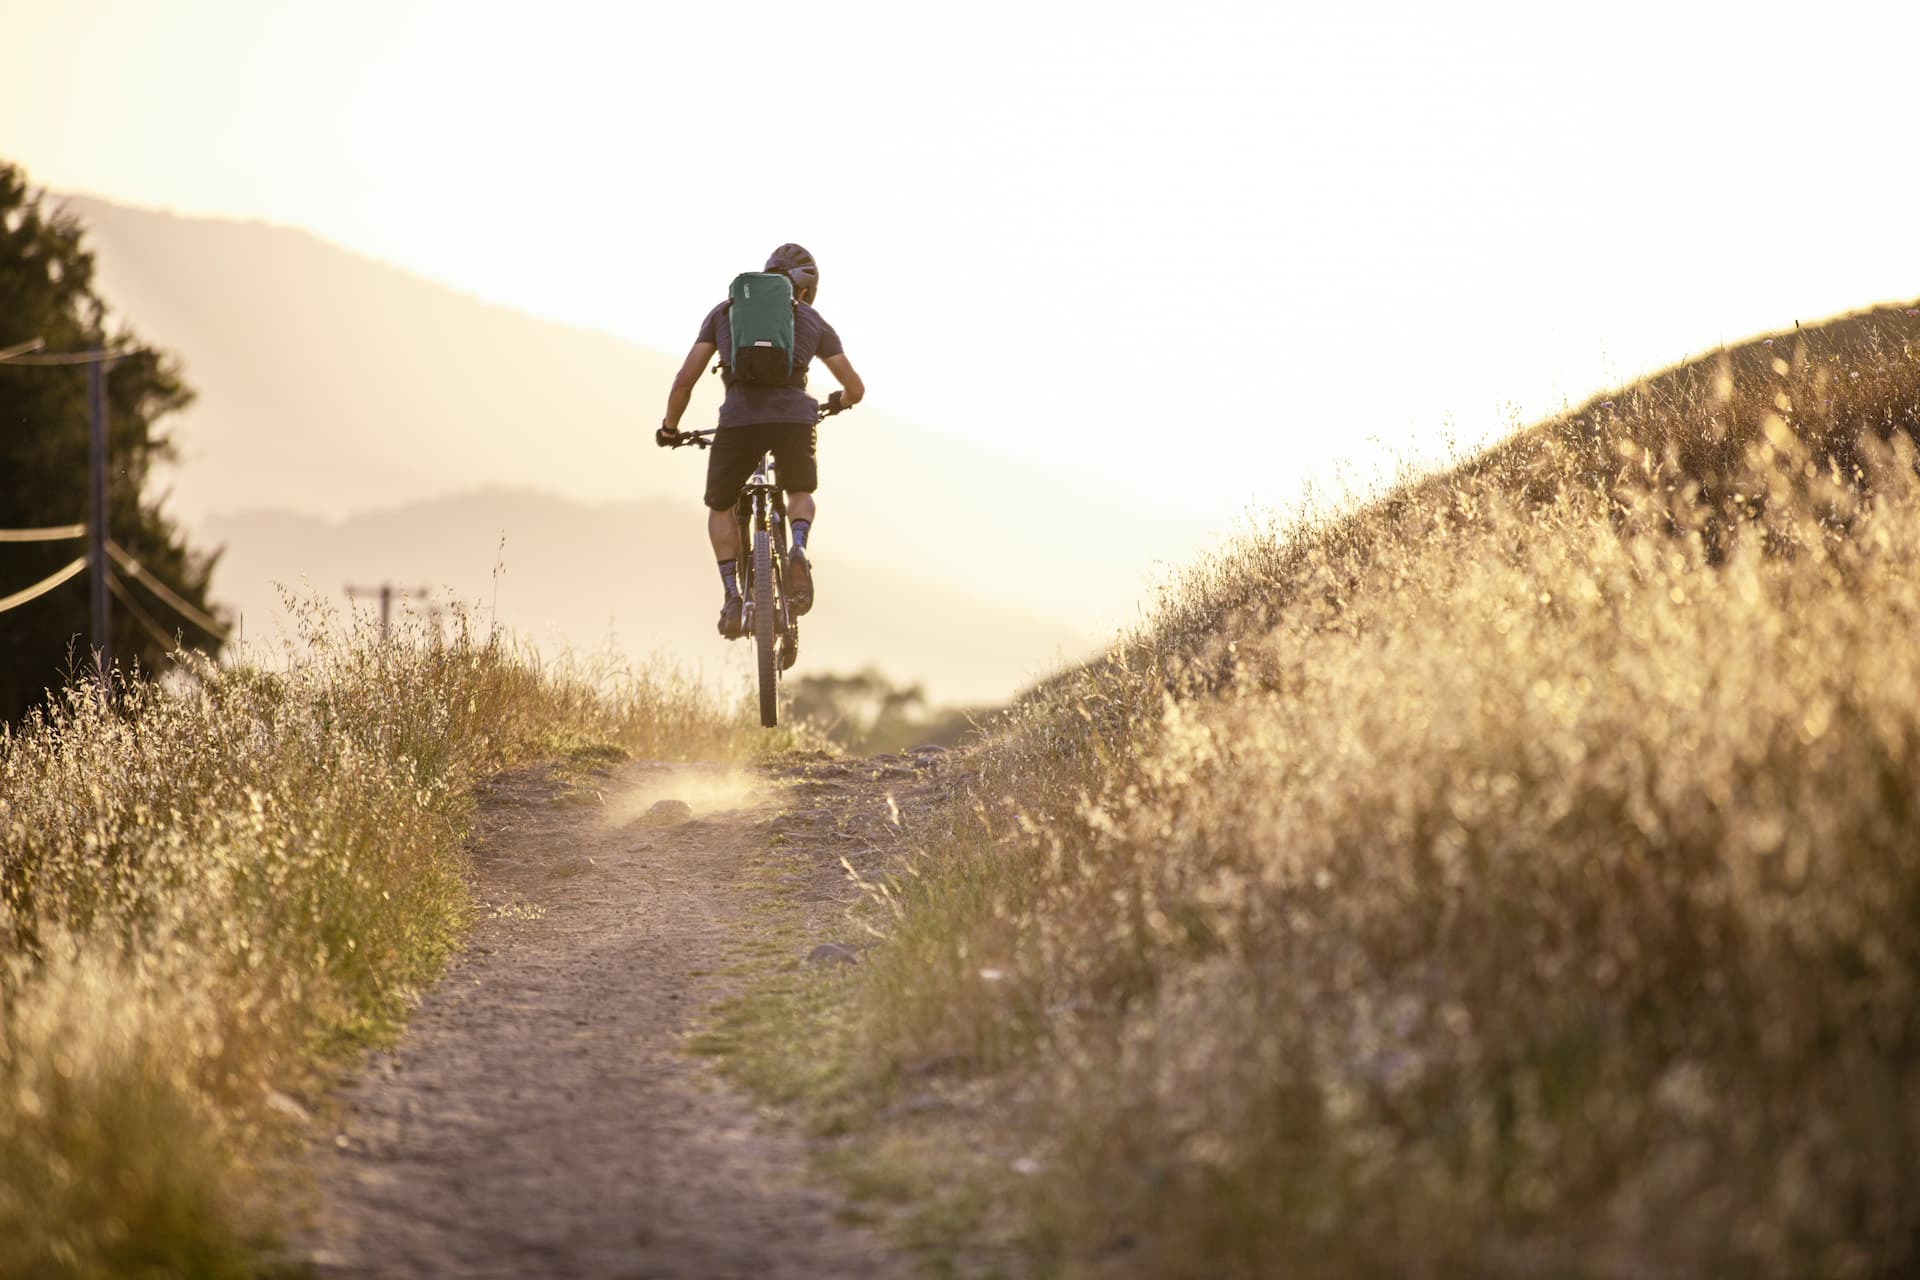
697,300,844,428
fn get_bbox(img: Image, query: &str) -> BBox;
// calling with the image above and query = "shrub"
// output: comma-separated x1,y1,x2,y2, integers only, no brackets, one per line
0,610,747,1274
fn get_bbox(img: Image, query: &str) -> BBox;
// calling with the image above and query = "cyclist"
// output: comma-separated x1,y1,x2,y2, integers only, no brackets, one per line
655,243,865,639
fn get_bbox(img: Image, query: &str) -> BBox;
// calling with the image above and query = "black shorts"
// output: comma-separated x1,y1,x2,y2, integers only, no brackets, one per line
703,422,817,510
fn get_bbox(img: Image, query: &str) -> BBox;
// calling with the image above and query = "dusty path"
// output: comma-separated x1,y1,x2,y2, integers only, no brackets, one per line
302,751,952,1279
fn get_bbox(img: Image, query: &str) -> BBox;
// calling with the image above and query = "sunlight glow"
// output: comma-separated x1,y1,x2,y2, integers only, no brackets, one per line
5,0,1916,516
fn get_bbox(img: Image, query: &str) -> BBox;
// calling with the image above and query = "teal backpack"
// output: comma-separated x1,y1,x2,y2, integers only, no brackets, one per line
722,271,799,386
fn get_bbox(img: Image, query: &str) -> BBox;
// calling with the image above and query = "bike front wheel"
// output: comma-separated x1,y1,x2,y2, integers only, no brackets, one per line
753,526,778,727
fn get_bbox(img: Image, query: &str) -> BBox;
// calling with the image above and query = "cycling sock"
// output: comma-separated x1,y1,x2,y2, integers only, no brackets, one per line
718,559,740,599
790,519,812,555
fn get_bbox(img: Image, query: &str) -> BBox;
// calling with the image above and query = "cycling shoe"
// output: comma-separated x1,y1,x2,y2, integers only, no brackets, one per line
788,550,814,616
717,595,744,639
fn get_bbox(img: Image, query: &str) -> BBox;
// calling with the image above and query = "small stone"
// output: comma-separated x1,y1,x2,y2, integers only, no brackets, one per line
807,943,858,966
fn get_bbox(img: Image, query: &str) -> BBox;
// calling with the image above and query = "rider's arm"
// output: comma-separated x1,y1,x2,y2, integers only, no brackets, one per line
663,341,717,431
820,353,865,408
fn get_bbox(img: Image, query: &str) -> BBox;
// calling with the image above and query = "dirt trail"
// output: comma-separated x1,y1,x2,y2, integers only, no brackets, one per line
302,751,952,1279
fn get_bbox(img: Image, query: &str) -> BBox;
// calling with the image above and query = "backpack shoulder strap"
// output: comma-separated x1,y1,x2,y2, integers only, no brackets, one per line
711,298,731,375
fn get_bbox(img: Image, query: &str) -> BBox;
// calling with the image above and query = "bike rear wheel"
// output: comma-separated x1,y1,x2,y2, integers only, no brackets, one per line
753,527,778,727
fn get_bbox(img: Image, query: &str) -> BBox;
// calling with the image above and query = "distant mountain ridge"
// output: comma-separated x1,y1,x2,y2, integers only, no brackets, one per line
63,195,685,517
64,195,1199,622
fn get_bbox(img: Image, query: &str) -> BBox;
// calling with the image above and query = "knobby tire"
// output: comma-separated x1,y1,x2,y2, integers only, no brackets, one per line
754,527,778,727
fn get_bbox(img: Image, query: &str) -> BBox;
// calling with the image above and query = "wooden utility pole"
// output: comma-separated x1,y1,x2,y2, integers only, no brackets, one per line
346,582,433,644
87,346,111,685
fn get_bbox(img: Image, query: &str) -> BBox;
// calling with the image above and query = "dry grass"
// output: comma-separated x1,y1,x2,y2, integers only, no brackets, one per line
0,604,753,1276
834,302,1920,1277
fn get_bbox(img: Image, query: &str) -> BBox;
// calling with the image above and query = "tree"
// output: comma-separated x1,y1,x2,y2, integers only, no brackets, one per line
787,665,983,753
0,162,223,721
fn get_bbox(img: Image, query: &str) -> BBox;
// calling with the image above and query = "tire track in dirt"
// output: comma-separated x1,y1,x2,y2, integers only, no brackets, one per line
301,752,950,1280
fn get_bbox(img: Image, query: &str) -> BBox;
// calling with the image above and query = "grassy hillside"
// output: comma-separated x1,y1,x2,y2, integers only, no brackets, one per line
787,301,1920,1276
0,613,759,1276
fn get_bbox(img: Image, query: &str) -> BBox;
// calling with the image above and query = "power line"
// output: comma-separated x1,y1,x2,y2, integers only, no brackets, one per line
0,339,124,677
3,343,246,664
0,346,136,366
107,568,184,656
0,520,227,644
0,556,86,614
107,540,227,640
0,524,85,542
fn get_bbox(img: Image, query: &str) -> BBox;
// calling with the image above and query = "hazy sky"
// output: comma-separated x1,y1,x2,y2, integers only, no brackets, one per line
6,0,1918,520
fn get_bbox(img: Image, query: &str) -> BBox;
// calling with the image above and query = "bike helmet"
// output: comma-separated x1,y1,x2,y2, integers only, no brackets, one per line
765,243,819,296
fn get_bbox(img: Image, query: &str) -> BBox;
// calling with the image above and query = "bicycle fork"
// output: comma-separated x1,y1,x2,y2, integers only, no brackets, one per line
735,497,758,636
737,465,785,637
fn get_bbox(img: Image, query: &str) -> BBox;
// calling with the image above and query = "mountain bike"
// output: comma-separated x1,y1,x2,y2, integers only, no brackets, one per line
668,398,846,727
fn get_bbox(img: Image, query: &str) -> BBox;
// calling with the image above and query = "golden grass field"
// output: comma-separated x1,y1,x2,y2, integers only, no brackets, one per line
7,300,1920,1277
0,607,758,1276
813,302,1920,1277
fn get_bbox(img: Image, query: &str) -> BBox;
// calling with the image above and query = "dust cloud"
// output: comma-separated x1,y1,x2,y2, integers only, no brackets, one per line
600,768,772,826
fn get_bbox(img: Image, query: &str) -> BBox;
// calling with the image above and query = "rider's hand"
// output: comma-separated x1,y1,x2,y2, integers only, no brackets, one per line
655,422,681,448
823,390,846,415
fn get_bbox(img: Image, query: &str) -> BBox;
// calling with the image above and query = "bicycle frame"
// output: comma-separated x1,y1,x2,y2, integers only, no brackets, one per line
734,455,788,642
667,398,845,724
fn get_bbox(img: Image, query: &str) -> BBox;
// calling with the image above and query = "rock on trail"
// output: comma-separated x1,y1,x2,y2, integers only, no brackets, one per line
300,755,947,1280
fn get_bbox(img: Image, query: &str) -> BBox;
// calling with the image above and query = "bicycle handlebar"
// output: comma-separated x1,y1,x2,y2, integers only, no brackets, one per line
667,394,849,448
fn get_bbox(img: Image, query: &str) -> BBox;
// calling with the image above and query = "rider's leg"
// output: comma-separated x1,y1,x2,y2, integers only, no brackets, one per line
704,429,771,640
708,504,744,637
768,424,819,614
787,491,816,555
784,491,817,615
708,504,740,566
